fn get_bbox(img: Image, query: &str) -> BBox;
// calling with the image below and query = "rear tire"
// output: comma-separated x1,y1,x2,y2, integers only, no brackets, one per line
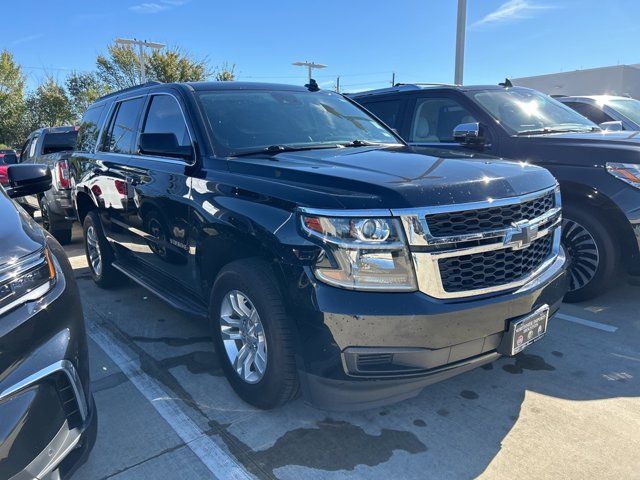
210,259,299,409
562,206,618,303
83,211,121,288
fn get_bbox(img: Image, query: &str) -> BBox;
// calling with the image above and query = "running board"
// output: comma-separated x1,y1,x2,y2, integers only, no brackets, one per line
112,260,208,319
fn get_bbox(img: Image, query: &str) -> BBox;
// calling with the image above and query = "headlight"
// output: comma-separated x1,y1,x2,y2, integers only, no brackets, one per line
301,214,417,291
606,163,640,189
0,248,57,315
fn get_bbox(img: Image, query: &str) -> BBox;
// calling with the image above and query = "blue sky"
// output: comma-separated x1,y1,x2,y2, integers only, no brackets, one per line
4,0,640,92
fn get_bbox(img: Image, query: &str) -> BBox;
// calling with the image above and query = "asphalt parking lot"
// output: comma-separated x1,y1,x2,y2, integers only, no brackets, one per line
61,226,640,480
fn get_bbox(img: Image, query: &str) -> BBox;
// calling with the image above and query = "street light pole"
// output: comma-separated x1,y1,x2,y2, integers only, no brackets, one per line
115,38,166,84
292,61,327,82
454,0,467,85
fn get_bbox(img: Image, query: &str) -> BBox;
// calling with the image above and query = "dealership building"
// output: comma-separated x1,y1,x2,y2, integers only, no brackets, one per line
513,64,640,99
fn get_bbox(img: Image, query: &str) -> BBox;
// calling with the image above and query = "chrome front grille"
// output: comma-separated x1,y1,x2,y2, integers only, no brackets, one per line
426,191,555,237
393,186,562,299
438,234,554,293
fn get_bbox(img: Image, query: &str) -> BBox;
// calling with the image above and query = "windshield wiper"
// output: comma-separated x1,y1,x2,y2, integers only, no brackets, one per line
339,139,397,147
231,144,340,157
517,127,595,136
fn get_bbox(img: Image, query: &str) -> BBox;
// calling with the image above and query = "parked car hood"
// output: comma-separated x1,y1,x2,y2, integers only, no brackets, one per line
517,130,640,166
0,190,45,265
226,146,557,210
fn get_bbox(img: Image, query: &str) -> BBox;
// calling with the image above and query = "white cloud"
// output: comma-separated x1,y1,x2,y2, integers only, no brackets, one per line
472,0,556,28
129,0,188,14
11,34,44,46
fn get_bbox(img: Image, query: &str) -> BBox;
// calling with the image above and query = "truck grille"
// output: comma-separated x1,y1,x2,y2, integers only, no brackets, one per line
438,235,554,293
426,192,555,238
395,187,562,299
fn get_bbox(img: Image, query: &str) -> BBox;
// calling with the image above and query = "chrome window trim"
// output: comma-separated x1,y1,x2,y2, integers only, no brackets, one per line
0,359,88,422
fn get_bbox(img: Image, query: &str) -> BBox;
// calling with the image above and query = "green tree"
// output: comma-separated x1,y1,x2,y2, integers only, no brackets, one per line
0,50,26,146
24,77,74,130
214,62,236,81
96,43,211,90
66,72,110,120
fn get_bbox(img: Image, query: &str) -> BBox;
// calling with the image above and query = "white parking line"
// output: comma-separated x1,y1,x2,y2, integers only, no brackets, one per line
87,320,254,480
556,313,618,333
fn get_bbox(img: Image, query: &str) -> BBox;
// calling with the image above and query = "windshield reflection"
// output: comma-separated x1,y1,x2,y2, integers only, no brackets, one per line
471,87,597,135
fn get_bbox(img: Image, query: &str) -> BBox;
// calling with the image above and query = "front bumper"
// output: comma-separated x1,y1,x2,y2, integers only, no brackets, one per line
0,238,94,479
289,250,567,410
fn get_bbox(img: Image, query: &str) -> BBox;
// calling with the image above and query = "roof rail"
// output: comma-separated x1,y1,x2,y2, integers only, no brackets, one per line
394,82,458,87
96,81,163,102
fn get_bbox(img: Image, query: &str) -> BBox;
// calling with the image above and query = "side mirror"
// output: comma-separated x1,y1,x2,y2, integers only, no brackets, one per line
6,164,52,198
139,133,193,161
599,121,623,132
453,122,485,147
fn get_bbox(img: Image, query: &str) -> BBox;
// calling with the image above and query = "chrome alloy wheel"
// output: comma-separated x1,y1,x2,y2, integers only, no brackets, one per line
219,290,267,384
562,218,600,292
86,225,103,276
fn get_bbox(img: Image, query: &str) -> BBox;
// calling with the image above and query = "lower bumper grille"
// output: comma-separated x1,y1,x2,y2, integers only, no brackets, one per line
438,235,554,293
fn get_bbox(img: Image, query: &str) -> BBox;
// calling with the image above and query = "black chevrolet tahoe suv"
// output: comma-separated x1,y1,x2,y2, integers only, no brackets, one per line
18,126,78,244
351,84,640,302
70,81,567,409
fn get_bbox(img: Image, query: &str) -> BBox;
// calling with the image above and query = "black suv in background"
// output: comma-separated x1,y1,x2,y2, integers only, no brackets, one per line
70,81,567,409
18,126,78,244
351,84,640,302
0,164,96,479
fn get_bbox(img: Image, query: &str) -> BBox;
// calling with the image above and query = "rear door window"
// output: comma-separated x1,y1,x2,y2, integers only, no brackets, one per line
76,105,105,153
361,99,404,129
563,102,614,125
410,97,477,143
101,97,145,154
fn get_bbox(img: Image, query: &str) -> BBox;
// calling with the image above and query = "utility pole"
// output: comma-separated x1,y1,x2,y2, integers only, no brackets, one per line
292,61,327,82
391,72,396,86
115,38,166,84
454,0,467,85
336,76,340,93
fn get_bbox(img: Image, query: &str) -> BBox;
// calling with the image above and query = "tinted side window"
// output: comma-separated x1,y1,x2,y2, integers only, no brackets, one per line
563,102,613,125
76,106,105,153
362,100,403,128
410,98,477,143
141,95,191,148
102,97,145,154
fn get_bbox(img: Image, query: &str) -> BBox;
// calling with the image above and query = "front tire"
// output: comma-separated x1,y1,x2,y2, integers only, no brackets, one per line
83,211,121,288
210,259,299,409
562,206,618,303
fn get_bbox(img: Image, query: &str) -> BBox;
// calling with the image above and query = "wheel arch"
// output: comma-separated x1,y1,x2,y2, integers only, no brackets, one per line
559,180,638,263
75,189,98,224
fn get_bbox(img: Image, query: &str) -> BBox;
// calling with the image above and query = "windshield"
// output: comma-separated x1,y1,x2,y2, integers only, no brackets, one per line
42,131,78,154
470,88,597,134
197,89,400,155
605,98,640,126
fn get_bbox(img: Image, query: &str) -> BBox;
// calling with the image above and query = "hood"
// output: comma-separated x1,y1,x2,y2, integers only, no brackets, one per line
518,130,640,166
226,146,557,210
0,190,46,265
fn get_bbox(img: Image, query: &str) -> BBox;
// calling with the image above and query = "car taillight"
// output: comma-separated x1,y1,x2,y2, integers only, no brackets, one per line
57,160,70,189
0,165,8,186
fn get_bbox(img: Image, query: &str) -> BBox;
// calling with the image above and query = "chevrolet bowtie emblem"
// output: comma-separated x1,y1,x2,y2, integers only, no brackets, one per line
504,220,539,250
